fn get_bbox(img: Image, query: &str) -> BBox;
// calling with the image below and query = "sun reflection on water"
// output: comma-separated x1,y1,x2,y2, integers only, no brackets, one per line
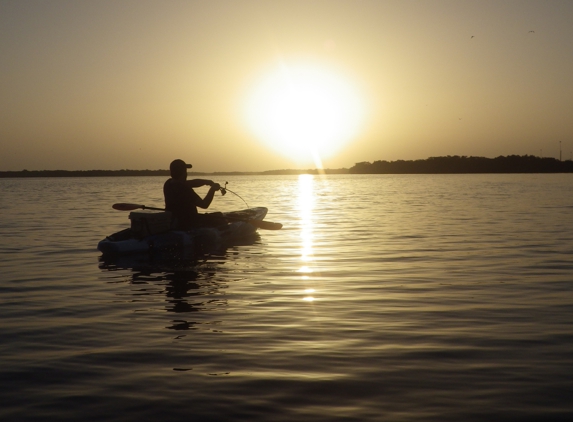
298,174,316,301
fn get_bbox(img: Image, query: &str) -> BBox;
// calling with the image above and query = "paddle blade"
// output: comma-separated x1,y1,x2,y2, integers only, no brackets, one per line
248,220,283,230
112,203,144,211
224,215,282,230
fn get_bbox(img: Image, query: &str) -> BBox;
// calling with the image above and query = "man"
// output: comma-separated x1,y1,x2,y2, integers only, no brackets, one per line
164,159,223,229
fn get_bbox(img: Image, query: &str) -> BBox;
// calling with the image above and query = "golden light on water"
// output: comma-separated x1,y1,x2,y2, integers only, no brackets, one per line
298,174,314,264
302,289,315,302
298,174,317,302
244,62,366,168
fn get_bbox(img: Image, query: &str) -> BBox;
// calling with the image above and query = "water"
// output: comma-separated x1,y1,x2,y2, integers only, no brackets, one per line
1,174,573,421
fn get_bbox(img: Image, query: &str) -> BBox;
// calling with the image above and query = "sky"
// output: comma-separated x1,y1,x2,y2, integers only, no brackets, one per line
1,0,573,172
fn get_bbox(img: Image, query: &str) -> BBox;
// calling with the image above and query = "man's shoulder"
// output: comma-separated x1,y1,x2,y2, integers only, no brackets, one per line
164,178,184,187
164,178,195,194
164,178,183,193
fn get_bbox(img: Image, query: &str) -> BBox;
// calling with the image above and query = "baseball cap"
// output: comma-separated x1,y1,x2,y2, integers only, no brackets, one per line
170,159,192,172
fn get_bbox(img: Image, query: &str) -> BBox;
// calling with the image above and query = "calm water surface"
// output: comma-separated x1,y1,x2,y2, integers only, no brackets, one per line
1,174,573,421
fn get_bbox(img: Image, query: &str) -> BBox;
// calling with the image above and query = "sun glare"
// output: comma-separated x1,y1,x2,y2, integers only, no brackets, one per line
245,62,365,168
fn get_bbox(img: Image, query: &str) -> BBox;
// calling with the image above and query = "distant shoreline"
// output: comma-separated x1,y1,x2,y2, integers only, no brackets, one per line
1,155,572,177
0,168,349,178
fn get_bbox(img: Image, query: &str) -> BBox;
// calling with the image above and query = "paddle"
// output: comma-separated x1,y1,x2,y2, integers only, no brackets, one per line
113,203,164,211
112,203,282,230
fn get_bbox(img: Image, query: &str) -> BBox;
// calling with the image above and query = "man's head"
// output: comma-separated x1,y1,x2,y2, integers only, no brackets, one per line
170,159,192,180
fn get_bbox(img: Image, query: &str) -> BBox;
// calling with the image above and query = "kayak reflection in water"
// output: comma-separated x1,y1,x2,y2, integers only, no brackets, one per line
164,159,226,230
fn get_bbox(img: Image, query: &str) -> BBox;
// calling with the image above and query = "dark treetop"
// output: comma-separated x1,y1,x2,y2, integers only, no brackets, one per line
348,155,573,174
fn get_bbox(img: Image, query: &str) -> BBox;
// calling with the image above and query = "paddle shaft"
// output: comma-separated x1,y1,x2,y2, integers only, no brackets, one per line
112,203,164,211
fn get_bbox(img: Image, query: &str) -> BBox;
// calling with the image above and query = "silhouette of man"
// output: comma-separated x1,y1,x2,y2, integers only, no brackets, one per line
164,159,223,229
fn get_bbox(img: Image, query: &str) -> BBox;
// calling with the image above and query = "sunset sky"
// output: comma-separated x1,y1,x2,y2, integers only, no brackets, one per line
1,0,573,172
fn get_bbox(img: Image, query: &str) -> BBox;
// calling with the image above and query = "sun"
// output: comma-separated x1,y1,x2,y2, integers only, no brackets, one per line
244,62,366,168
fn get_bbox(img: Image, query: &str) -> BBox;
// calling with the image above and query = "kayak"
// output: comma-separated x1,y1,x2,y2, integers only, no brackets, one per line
98,207,268,255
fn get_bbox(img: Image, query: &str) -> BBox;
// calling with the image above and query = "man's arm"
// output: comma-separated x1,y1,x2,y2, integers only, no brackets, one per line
194,184,221,209
186,179,216,188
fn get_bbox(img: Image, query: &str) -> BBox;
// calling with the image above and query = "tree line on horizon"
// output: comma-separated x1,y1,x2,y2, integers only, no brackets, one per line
0,168,348,178
0,169,173,178
349,155,573,174
2,155,573,177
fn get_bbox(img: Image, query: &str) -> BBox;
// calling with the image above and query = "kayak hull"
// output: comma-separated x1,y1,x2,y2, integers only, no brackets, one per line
98,207,267,256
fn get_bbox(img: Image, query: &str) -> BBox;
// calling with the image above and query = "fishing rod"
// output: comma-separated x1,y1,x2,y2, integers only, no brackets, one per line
219,181,250,209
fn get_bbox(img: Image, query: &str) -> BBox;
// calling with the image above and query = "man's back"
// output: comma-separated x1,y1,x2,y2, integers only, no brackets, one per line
163,178,201,229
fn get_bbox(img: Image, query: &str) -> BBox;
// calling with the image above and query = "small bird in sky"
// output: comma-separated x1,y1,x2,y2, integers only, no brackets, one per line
471,35,474,38
528,30,535,33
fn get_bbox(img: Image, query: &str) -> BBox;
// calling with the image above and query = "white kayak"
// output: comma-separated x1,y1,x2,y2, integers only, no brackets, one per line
98,207,268,255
